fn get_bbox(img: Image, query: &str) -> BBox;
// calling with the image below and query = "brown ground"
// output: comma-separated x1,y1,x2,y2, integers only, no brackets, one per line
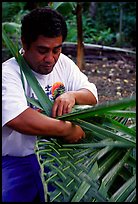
82,58,136,104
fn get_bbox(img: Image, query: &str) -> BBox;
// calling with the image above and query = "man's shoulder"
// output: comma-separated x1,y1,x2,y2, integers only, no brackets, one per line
58,53,76,68
59,53,72,62
2,57,20,77
2,57,18,67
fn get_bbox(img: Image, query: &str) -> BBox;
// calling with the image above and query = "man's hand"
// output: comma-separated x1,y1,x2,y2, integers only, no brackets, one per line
52,89,97,118
52,92,75,117
63,123,85,143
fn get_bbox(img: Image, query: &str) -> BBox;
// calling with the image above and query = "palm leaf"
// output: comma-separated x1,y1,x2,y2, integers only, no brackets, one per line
109,175,136,202
57,96,136,120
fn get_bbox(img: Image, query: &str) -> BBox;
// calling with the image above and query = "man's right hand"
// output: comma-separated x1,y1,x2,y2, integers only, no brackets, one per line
63,123,85,143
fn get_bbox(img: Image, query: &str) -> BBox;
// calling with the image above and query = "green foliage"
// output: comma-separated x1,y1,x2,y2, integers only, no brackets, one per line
50,2,76,16
2,22,22,61
49,2,77,42
2,2,27,22
2,22,21,36
91,2,136,47
66,14,77,42
83,19,115,45
2,2,29,61
64,2,136,47
2,2,136,48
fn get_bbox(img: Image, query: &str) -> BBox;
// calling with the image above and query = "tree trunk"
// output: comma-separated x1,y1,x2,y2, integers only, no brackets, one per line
76,3,84,70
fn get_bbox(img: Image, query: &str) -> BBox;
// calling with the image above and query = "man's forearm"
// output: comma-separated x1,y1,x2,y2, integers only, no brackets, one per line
6,107,85,143
70,88,97,105
6,107,71,136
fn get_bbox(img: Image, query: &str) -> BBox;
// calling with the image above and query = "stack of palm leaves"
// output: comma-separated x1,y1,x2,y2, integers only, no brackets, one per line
2,24,136,202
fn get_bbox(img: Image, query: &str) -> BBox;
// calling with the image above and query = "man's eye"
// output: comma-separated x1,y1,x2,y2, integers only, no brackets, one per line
53,48,60,54
38,49,47,54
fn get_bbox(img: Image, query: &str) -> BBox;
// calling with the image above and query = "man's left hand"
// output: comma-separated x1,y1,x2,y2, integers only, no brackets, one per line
52,92,75,117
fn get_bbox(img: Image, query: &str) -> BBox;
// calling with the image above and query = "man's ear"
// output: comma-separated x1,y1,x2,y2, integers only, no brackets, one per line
21,37,27,51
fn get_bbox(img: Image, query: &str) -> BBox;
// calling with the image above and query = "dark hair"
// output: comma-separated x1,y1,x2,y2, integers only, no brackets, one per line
21,7,67,47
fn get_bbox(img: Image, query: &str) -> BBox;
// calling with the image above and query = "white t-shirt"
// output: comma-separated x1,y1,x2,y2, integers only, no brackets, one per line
2,53,98,156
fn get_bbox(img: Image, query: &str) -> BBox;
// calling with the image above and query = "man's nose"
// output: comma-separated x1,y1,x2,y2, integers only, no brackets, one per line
43,51,54,63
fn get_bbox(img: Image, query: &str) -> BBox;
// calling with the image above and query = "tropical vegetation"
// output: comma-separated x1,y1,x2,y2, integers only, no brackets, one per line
2,2,136,62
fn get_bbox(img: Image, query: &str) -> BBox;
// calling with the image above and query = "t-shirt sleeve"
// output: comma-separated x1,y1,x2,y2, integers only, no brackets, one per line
64,57,98,102
2,66,29,127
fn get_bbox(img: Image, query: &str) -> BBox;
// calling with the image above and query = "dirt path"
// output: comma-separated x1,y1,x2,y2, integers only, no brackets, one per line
82,59,136,104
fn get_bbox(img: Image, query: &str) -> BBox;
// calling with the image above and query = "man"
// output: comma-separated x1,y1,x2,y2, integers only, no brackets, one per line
2,7,98,202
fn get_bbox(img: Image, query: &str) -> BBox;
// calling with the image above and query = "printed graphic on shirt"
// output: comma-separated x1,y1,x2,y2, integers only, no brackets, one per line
51,82,65,100
45,84,53,101
30,82,65,111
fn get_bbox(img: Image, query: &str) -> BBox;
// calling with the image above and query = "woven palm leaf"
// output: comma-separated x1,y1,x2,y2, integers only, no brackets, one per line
36,97,136,202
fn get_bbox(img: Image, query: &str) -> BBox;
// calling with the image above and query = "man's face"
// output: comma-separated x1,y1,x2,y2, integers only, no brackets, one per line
22,35,62,75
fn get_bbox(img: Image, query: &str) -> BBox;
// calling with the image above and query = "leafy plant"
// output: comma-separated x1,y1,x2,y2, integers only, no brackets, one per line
2,2,136,64
2,25,136,202
2,2,27,22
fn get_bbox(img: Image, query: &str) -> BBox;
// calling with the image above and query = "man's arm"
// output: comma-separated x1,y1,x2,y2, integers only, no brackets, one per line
6,107,85,143
52,88,97,117
70,88,97,105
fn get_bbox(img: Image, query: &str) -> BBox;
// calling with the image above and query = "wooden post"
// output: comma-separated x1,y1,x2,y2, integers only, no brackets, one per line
76,2,85,70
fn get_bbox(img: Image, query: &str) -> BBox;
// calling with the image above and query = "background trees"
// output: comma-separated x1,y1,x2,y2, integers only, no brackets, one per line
2,2,136,60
